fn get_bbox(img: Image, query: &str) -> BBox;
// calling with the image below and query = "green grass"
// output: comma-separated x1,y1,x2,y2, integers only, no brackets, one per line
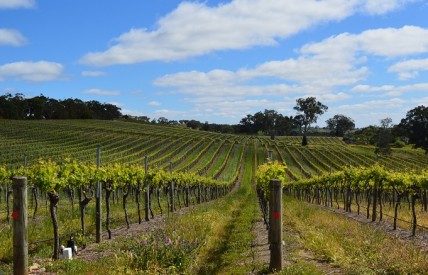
1,120,428,273
194,146,258,274
0,189,173,267
283,196,428,274
40,144,259,274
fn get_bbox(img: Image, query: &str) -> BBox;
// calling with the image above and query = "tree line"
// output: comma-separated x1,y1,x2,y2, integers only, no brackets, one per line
1,93,427,153
0,93,121,120
346,107,428,154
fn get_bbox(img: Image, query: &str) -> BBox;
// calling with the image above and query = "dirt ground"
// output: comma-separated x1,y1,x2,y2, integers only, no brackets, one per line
250,209,343,274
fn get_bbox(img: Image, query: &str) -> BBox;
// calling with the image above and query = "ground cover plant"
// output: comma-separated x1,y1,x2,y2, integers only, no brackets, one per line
1,119,428,273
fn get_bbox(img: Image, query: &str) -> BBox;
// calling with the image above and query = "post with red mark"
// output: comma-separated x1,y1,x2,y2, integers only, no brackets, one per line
12,176,28,275
269,179,282,271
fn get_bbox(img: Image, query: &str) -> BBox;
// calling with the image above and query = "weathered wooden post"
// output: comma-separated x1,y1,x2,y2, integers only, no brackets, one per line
169,162,174,212
95,145,102,243
185,182,190,207
12,176,28,275
269,179,283,271
197,183,201,204
144,156,150,221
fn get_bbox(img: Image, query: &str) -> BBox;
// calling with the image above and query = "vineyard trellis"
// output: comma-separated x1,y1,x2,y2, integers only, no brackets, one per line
256,161,428,236
1,119,428,263
0,158,237,259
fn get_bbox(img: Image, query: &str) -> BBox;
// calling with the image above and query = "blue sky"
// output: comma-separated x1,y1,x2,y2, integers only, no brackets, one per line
1,0,428,127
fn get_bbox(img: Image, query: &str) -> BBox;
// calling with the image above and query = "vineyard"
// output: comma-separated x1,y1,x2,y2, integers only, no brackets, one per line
1,119,428,274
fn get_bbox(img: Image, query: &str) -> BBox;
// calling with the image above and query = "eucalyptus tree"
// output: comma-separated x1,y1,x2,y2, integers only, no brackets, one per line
294,97,328,146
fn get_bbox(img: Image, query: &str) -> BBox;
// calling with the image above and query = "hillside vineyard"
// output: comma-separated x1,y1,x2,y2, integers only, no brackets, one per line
1,120,428,267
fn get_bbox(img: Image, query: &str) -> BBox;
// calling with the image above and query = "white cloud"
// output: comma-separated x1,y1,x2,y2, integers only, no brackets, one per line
156,25,428,99
360,0,416,15
351,83,428,96
239,55,367,87
351,84,396,92
80,0,415,66
148,101,161,106
0,61,63,82
301,25,428,58
155,69,237,87
154,109,187,117
108,101,122,107
312,92,352,102
337,98,406,111
0,0,34,9
151,24,428,122
81,70,105,77
121,109,146,117
357,26,428,57
388,58,428,80
332,97,420,127
82,88,120,96
0,29,27,46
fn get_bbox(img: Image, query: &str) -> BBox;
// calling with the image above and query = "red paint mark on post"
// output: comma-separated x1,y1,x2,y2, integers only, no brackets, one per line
273,211,280,219
11,211,19,220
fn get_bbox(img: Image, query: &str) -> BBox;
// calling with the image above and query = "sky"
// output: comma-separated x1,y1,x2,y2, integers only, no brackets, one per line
1,0,428,128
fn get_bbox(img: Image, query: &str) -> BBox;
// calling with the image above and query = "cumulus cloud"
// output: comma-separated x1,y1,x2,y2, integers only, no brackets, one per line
351,83,428,96
81,70,105,77
0,29,27,46
0,61,63,82
0,0,34,9
82,88,120,96
156,26,428,97
80,0,414,66
360,0,416,15
356,26,428,56
151,24,428,122
155,70,238,87
388,58,428,80
337,98,406,112
301,25,428,58
121,109,146,117
351,84,396,92
148,101,161,106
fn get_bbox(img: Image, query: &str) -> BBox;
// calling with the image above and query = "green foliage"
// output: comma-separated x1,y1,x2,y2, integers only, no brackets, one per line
30,160,62,193
255,161,287,198
326,114,355,137
287,164,425,194
239,109,294,136
399,105,428,153
294,97,328,146
392,137,406,148
3,159,232,193
0,165,9,181
124,228,201,272
0,93,121,120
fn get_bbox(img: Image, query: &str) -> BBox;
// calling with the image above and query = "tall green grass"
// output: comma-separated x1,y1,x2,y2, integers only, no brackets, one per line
284,196,428,274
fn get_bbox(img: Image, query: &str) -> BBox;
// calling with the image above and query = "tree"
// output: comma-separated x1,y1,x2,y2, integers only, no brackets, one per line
238,109,294,136
326,114,355,137
375,117,393,155
185,120,201,129
398,106,428,153
293,97,328,146
157,117,169,124
380,117,393,129
239,114,254,133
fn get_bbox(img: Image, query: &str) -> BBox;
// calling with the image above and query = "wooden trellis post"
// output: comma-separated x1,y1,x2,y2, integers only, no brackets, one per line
13,176,28,275
269,179,283,271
